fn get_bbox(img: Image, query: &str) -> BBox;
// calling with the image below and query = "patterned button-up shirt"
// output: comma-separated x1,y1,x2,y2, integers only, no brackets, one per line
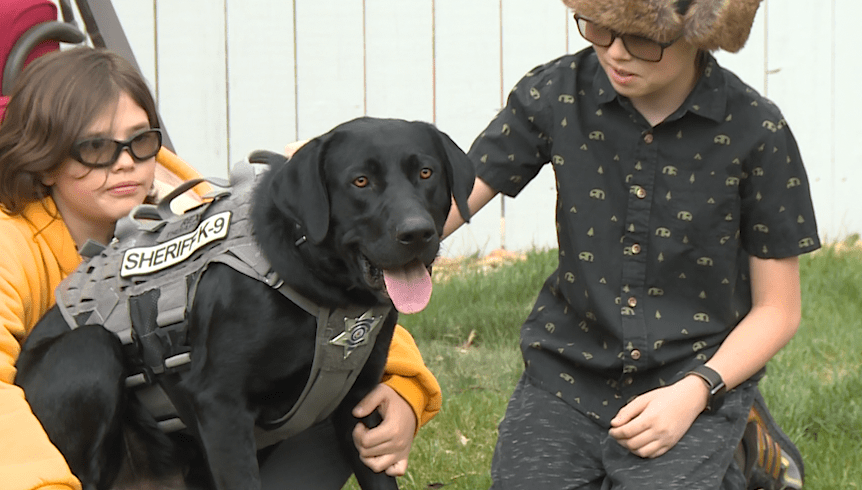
469,48,820,427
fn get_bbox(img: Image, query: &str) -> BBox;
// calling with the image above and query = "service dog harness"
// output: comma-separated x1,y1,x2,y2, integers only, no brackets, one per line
56,156,391,448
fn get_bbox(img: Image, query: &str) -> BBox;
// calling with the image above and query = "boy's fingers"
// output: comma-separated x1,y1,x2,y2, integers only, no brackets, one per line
361,454,391,473
385,459,408,476
353,422,370,448
610,396,646,427
284,139,308,157
353,386,386,419
354,417,396,453
609,423,639,442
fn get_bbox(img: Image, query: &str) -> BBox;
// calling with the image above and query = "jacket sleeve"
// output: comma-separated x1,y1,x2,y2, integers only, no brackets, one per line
0,225,80,490
381,325,441,431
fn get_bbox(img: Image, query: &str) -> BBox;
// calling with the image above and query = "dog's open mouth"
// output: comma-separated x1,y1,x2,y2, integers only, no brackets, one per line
361,257,433,314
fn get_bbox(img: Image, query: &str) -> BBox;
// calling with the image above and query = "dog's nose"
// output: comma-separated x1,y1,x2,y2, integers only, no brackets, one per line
396,217,436,246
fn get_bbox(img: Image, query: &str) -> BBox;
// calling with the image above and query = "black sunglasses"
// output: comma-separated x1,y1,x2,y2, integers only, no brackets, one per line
574,14,679,62
70,128,162,169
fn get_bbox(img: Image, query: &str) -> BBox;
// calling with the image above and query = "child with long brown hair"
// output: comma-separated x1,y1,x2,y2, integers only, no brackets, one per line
0,45,175,490
0,46,439,489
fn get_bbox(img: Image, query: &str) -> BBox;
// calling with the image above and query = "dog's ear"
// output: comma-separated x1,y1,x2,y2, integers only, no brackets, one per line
267,138,330,244
424,124,476,223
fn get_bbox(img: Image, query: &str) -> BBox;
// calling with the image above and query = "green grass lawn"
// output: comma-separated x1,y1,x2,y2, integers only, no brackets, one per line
347,246,862,489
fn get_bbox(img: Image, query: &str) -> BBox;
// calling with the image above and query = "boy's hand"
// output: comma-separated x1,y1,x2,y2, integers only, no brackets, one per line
284,140,308,157
608,376,708,458
352,384,417,476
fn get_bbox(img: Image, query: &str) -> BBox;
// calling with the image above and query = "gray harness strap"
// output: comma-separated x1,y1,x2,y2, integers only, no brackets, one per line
255,292,390,448
54,157,391,448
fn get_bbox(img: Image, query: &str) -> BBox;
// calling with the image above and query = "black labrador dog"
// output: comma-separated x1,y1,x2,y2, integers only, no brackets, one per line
15,117,475,489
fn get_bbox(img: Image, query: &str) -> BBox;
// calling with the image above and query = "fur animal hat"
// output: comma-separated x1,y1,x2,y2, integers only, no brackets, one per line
564,0,762,53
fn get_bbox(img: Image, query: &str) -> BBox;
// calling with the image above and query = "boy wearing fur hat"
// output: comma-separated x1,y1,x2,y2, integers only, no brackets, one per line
444,0,814,488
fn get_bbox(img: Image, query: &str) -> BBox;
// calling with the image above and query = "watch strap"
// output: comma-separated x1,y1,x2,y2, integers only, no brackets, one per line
687,364,727,412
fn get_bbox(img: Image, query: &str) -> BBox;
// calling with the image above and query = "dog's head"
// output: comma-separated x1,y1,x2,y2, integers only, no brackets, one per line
262,117,475,313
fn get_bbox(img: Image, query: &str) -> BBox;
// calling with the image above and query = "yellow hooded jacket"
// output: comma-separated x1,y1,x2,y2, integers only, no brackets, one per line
0,150,440,490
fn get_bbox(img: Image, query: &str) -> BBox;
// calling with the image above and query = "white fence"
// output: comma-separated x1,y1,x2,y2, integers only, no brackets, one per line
57,0,862,256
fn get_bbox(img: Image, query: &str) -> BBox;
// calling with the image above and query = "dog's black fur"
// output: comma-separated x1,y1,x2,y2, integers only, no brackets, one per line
15,117,475,490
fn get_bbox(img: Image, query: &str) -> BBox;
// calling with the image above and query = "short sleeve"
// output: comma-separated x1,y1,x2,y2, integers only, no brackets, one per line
468,61,561,197
739,115,820,258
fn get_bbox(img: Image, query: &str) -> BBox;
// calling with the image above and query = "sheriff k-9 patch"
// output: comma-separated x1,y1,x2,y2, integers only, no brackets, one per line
120,211,231,277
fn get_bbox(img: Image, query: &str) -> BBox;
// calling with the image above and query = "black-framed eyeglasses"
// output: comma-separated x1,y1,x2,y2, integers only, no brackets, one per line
574,14,679,62
70,128,162,169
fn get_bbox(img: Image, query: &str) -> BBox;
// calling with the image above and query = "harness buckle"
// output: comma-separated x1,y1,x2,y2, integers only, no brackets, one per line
264,270,284,289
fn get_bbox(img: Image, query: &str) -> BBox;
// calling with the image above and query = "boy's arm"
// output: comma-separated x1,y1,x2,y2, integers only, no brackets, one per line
701,255,801,389
442,177,499,239
608,255,802,458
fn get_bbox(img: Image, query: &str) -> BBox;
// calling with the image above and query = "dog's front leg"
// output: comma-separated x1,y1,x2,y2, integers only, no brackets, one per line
186,389,261,489
16,320,128,489
330,315,400,490
331,404,399,490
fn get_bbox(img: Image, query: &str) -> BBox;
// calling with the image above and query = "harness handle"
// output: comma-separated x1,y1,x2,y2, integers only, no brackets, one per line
155,176,231,220
115,158,256,240
114,204,166,239
115,178,217,239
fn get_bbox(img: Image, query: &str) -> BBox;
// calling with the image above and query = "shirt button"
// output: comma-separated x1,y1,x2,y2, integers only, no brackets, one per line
631,349,641,360
636,187,647,199
624,376,634,386
643,133,654,144
631,243,641,255
627,297,637,308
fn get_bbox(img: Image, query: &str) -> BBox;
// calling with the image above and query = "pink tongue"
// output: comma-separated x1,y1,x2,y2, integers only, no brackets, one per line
383,260,432,314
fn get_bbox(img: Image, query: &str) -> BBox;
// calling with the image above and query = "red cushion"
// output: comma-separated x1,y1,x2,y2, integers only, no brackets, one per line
0,0,60,94
0,0,61,121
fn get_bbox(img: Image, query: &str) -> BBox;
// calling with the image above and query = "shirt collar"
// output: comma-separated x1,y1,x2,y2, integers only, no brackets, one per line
682,53,727,123
592,51,728,123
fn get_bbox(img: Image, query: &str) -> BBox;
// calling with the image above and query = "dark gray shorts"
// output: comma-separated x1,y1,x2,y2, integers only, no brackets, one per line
490,373,756,490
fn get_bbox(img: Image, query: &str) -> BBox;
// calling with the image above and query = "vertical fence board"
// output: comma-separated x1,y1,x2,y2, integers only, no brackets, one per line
294,0,364,139
500,0,568,91
108,0,157,92
365,0,435,123
830,0,862,238
433,0,504,256
46,0,156,87
153,0,228,177
765,0,836,239
225,0,296,165
497,1,569,253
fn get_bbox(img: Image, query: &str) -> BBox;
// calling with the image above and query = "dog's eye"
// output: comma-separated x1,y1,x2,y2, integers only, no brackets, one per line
353,176,369,188
420,168,433,180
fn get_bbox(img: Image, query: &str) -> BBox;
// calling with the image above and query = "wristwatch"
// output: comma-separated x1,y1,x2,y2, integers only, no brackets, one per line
686,365,727,412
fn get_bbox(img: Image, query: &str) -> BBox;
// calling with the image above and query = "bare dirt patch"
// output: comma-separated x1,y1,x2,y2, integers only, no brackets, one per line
432,249,526,282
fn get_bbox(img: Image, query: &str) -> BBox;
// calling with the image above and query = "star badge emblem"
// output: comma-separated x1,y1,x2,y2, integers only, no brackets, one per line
330,310,382,359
